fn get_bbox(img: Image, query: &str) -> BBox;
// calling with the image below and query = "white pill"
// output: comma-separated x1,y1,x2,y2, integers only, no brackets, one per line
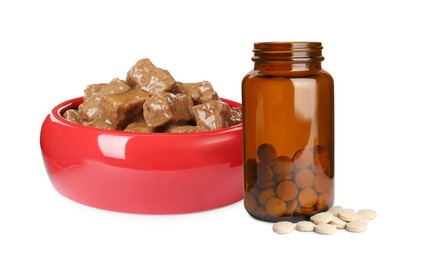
346,221,367,233
357,209,377,220
296,221,316,232
315,223,337,235
273,221,294,234
310,212,333,224
338,209,361,222
327,205,343,216
329,216,347,229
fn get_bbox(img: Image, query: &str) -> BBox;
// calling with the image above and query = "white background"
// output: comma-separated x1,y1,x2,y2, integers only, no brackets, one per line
1,0,421,259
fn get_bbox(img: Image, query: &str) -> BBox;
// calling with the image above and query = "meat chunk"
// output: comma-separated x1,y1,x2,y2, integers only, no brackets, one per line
78,78,132,121
192,100,231,130
84,78,132,99
126,58,176,95
229,107,242,126
124,119,155,133
63,109,81,124
97,88,150,130
143,93,194,127
176,81,219,104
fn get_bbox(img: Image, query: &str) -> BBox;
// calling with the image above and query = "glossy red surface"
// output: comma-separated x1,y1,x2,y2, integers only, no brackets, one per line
40,97,243,214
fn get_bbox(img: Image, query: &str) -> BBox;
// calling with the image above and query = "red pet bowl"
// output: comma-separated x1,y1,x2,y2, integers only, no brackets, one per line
40,97,243,214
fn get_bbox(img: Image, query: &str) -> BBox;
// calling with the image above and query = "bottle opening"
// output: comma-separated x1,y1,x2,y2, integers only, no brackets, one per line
253,42,324,62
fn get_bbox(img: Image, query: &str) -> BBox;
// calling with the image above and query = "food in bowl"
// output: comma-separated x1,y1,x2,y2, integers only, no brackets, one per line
41,96,243,214
64,58,242,133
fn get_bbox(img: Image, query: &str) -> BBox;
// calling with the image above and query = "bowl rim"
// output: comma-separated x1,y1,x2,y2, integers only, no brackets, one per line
50,96,243,137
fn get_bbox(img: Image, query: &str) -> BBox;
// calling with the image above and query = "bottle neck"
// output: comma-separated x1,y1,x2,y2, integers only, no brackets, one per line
253,42,324,76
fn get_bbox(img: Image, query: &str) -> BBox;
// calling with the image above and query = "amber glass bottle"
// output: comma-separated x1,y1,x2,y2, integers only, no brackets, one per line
242,42,334,222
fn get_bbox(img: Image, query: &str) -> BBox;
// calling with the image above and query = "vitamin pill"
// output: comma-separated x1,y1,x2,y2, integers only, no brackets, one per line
357,209,377,220
273,221,294,234
296,206,315,215
276,181,298,201
255,206,267,216
272,156,294,176
285,199,298,215
298,188,318,208
327,205,343,216
316,192,331,210
257,143,277,163
310,212,333,224
329,216,346,229
294,168,315,189
258,189,276,206
338,209,361,222
245,177,257,191
318,152,332,177
244,159,257,180
293,148,313,169
314,173,330,193
312,151,329,175
257,162,273,182
265,197,286,218
243,192,257,210
314,223,337,235
296,221,316,232
345,221,367,233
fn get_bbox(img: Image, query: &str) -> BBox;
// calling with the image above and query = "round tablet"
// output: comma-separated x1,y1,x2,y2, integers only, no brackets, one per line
357,209,377,220
272,156,294,176
296,221,316,232
294,168,315,189
244,192,257,210
314,173,330,193
327,205,343,216
329,216,346,229
276,181,298,201
346,221,367,233
316,192,331,210
258,189,276,205
265,197,286,218
273,221,294,234
285,199,298,215
310,212,333,224
244,158,257,180
257,143,277,163
293,148,313,169
338,208,360,222
298,188,318,208
314,223,336,235
318,152,332,177
257,162,273,182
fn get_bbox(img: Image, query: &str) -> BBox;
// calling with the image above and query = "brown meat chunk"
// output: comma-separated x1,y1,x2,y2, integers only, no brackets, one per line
229,107,242,126
124,119,155,133
63,109,81,124
78,79,132,121
192,100,231,130
82,117,115,130
176,81,219,104
97,88,150,130
126,58,176,95
198,89,219,104
143,93,194,127
84,78,132,99
167,125,198,133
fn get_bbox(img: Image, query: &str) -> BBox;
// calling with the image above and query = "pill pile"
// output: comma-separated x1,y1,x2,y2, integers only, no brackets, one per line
244,143,333,222
272,206,377,235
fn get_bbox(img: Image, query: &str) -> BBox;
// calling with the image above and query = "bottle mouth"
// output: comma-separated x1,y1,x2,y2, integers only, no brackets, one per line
252,42,324,62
